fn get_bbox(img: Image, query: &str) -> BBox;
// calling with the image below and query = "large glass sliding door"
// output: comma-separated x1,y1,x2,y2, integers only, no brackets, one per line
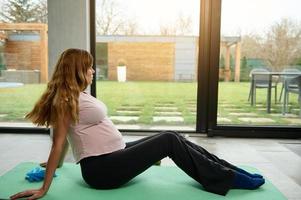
95,0,200,131
217,0,301,128
0,0,48,129
2,0,299,136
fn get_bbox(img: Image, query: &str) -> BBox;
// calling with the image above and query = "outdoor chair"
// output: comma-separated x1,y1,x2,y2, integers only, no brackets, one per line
248,68,278,105
282,75,301,117
278,68,301,102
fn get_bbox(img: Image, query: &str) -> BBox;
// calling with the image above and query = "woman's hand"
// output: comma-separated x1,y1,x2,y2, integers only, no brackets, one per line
10,188,46,200
39,162,47,168
10,116,70,200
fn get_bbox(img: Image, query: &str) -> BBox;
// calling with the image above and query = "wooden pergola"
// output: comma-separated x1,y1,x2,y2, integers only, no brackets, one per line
0,23,48,83
221,36,241,82
0,32,8,41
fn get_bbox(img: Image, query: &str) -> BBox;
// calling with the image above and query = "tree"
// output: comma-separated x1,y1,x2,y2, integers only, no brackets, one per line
0,0,47,23
176,13,193,35
96,0,138,35
121,21,139,35
34,0,47,23
160,13,193,36
239,56,251,81
241,34,262,59
261,18,301,71
159,23,176,36
240,18,301,71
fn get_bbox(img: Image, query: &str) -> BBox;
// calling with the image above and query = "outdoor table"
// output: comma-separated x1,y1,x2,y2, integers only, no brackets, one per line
250,71,301,113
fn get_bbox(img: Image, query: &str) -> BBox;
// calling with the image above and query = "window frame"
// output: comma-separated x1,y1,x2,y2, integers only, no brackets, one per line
1,0,300,138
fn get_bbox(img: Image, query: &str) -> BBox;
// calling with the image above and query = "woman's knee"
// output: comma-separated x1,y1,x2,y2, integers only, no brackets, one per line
162,130,180,136
160,131,181,141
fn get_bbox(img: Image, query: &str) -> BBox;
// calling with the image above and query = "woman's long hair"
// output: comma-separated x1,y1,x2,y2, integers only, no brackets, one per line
26,48,93,127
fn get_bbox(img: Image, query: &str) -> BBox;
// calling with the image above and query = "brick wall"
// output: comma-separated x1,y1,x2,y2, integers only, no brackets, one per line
4,41,41,70
108,42,175,81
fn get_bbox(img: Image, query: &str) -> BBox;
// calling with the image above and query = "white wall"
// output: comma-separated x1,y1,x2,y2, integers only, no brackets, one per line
47,0,90,78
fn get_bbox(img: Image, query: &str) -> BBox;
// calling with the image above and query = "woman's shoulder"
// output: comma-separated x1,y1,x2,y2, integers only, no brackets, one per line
79,91,90,98
79,92,98,102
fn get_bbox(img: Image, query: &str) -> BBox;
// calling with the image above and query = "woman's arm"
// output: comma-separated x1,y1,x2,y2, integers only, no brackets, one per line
10,115,70,200
40,140,69,168
57,141,69,167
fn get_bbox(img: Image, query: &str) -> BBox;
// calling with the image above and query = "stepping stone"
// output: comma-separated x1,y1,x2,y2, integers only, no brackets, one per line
120,104,144,107
274,104,283,107
291,109,301,115
187,105,196,108
255,105,265,108
188,112,196,115
153,116,184,122
155,104,175,108
284,118,301,124
186,102,196,105
224,108,244,111
149,125,195,131
157,101,175,104
238,117,275,123
110,116,139,122
155,102,175,105
185,99,196,103
217,117,232,123
187,107,196,111
228,112,257,116
218,104,237,108
116,110,141,115
115,124,142,129
270,113,299,118
257,108,275,111
155,107,178,111
154,111,182,116
218,102,231,104
118,107,142,111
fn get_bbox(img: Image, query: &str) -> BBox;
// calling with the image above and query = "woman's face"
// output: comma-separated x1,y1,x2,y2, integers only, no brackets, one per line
86,66,95,85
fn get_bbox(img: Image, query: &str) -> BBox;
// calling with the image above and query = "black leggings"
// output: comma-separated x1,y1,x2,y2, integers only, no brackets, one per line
80,131,235,195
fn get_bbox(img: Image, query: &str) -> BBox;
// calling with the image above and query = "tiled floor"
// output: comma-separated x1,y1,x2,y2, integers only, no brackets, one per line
0,133,301,200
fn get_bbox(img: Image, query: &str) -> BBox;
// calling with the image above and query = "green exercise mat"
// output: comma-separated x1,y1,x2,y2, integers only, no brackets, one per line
0,162,287,200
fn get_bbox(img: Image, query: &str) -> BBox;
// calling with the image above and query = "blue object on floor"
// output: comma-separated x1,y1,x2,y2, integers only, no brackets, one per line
25,167,57,182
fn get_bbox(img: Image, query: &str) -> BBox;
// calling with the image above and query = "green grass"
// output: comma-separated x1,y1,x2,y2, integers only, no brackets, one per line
0,81,300,126
97,81,197,125
0,84,46,121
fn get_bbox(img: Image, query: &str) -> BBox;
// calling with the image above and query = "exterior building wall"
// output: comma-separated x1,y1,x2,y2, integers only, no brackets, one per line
4,40,41,70
174,37,198,81
108,42,175,81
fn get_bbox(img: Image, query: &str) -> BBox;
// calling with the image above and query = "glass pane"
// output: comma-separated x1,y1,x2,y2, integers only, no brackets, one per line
0,0,48,127
96,0,200,131
218,0,301,126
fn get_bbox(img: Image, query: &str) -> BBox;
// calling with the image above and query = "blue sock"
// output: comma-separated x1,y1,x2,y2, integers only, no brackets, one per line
235,167,263,178
232,171,265,189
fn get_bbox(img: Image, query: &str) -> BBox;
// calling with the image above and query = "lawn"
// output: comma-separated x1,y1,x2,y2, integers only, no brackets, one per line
97,81,197,125
0,81,300,126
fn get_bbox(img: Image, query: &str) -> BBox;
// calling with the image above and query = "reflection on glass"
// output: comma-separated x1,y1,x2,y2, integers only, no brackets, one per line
96,0,200,131
0,0,47,127
218,0,301,126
